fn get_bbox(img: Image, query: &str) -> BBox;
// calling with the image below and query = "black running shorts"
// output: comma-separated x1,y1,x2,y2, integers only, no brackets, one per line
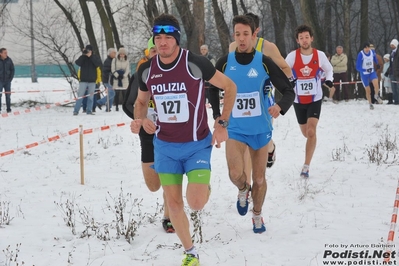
139,127,155,163
293,100,322,125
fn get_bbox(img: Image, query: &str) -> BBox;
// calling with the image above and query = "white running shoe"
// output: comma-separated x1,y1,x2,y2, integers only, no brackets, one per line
374,95,383,104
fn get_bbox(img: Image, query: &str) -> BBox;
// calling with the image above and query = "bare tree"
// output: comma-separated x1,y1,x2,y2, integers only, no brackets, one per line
193,0,205,47
212,0,231,55
104,0,121,49
270,0,288,57
143,0,160,27
0,0,11,22
392,0,399,35
283,0,298,50
239,0,248,14
324,0,333,54
79,0,99,54
231,0,239,16
359,0,369,48
300,0,325,50
53,0,84,50
173,0,200,53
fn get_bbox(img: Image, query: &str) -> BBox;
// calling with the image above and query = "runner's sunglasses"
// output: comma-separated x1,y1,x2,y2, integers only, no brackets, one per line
152,25,180,34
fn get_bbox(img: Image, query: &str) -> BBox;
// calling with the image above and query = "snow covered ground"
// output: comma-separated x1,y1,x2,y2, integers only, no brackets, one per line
1,78,399,266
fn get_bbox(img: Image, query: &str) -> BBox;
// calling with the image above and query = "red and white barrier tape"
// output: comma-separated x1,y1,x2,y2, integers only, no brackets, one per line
384,179,399,262
0,90,104,118
0,122,127,157
1,89,74,94
332,81,362,85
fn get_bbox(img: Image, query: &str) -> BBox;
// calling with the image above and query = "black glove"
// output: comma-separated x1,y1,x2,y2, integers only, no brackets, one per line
367,68,373,73
325,80,333,88
288,77,297,88
376,64,381,70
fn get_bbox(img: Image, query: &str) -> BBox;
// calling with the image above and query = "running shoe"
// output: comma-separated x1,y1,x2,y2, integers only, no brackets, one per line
300,165,309,178
369,104,374,110
162,218,175,233
374,95,383,104
267,144,276,168
252,215,266,234
236,184,251,216
182,254,200,266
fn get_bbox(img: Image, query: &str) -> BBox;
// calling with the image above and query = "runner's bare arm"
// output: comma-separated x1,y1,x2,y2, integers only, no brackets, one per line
263,41,293,78
133,89,151,120
208,70,236,120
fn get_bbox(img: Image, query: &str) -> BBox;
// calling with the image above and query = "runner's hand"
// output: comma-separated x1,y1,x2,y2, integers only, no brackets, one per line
130,119,142,134
268,104,281,119
142,118,157,134
212,126,228,148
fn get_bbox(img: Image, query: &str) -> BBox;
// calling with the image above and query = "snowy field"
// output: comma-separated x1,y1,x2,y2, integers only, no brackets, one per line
1,78,399,266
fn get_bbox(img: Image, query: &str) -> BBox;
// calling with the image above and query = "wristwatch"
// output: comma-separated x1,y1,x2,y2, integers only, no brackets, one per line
218,119,229,128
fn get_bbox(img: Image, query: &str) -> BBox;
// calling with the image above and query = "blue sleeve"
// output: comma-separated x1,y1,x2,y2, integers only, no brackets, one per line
355,53,363,72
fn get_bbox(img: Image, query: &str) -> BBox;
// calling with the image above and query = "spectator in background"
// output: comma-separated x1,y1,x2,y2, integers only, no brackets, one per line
382,53,393,104
82,66,102,113
369,44,383,104
111,47,130,111
0,48,14,113
136,37,157,71
136,49,149,71
97,48,117,112
331,45,349,102
73,44,102,115
200,44,216,107
321,52,333,101
389,39,399,105
200,44,216,65
355,42,383,110
136,39,157,72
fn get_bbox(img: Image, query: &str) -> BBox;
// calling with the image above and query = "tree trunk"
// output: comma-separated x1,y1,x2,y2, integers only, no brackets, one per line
231,0,238,16
173,0,199,53
344,0,356,99
193,0,205,47
144,0,160,27
212,0,231,55
104,0,121,49
239,0,248,14
270,0,287,57
284,0,298,48
392,0,399,35
53,0,84,50
334,1,339,47
299,0,325,50
92,0,114,51
161,0,169,14
78,0,99,55
324,0,332,54
360,0,369,47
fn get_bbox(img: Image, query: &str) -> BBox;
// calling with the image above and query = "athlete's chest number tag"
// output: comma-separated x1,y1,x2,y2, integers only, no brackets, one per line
153,93,189,123
297,79,317,96
232,91,261,118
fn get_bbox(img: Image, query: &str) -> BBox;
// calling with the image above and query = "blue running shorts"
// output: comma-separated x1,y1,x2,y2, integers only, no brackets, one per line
360,72,377,87
228,131,272,150
153,132,212,174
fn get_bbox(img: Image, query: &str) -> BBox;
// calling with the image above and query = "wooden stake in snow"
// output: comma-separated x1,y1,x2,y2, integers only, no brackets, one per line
79,124,84,185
